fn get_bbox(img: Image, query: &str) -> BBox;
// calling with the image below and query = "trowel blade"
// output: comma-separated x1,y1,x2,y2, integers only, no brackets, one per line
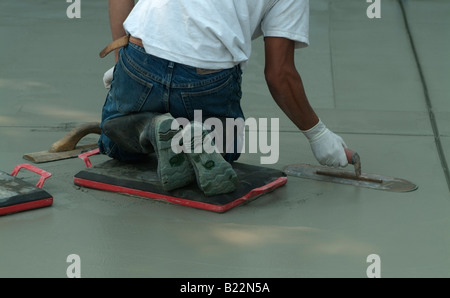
283,164,418,192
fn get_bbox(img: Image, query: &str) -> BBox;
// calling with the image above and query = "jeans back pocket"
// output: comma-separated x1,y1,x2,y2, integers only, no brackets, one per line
111,53,154,114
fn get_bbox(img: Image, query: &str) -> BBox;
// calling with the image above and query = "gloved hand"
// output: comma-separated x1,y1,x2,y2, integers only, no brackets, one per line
302,119,348,167
103,66,115,89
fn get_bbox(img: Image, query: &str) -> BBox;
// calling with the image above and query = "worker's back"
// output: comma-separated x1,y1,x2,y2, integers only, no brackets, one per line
123,0,310,69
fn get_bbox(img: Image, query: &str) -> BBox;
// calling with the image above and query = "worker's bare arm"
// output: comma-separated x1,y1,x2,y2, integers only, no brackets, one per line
264,37,348,167
108,0,135,61
263,37,319,131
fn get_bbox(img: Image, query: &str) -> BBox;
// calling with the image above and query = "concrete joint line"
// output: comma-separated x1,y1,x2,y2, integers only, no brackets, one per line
399,0,450,192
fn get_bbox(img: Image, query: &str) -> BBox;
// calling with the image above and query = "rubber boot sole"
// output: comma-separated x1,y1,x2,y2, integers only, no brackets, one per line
153,115,195,191
185,133,239,196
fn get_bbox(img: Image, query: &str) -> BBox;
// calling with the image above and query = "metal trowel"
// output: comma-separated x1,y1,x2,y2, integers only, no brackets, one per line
283,148,418,192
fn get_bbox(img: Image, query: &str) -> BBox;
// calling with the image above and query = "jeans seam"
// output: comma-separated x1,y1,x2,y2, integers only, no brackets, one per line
116,56,154,113
180,75,232,97
122,47,165,86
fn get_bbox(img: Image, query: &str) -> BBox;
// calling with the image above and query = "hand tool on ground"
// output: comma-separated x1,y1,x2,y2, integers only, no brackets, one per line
283,148,418,192
23,122,101,163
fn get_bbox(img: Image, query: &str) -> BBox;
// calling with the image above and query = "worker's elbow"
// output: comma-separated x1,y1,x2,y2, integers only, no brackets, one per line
264,68,283,92
265,66,295,93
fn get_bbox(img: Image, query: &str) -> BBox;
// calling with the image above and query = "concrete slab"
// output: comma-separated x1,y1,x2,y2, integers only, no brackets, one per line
0,0,449,279
0,0,109,127
401,0,450,187
242,0,434,136
329,0,427,113
1,128,449,277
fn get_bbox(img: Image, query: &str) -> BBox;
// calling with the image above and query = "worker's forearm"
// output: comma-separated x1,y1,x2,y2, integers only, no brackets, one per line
266,71,319,131
109,0,134,39
108,0,135,60
264,37,319,131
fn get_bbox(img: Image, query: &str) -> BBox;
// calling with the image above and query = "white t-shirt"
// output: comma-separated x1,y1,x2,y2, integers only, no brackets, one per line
123,0,309,69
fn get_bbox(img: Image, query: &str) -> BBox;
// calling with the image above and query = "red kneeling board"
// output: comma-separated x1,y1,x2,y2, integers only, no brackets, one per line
0,164,53,216
74,151,287,213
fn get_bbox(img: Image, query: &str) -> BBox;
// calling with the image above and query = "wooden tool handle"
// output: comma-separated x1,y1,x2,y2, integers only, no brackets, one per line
48,122,101,153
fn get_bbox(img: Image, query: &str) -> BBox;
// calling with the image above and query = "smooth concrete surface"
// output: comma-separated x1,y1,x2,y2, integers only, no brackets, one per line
0,0,449,278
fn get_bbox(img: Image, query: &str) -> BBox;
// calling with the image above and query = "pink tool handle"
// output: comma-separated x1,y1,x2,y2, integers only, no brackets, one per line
10,164,52,189
78,148,100,168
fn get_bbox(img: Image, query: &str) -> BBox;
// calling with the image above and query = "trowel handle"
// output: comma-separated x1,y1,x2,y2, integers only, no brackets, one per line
345,148,362,176
48,122,101,153
10,164,52,188
344,148,359,165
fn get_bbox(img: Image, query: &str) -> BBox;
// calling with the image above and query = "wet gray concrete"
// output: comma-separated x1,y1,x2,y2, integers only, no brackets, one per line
0,0,449,278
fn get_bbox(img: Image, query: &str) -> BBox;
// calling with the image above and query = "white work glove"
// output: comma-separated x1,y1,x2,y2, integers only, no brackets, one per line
302,119,348,168
103,66,115,89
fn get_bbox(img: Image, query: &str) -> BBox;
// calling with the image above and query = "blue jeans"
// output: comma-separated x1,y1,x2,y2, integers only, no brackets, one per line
98,41,244,163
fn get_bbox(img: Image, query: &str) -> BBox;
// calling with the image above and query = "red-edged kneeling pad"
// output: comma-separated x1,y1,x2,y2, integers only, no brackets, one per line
74,154,287,213
0,164,53,216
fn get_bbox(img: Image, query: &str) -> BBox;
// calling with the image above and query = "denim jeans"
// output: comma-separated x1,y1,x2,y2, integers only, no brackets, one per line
98,41,244,163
